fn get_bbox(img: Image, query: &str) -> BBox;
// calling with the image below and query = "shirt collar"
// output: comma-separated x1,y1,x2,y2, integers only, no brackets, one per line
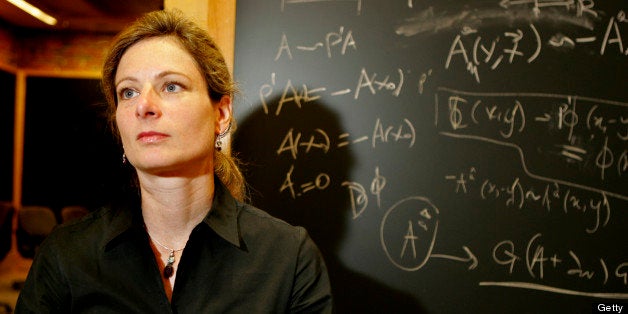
102,178,243,251
101,195,141,252
203,179,243,248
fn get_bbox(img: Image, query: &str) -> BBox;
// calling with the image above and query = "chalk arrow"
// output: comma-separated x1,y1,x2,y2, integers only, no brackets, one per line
430,246,478,270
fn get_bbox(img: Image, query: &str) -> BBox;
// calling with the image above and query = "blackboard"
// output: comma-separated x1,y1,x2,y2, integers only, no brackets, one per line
0,70,15,202
232,1,628,313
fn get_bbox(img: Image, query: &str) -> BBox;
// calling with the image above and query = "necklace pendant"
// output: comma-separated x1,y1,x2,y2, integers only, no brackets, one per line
163,250,175,278
163,265,174,278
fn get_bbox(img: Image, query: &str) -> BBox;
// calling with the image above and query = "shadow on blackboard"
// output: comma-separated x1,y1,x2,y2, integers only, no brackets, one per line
234,97,425,313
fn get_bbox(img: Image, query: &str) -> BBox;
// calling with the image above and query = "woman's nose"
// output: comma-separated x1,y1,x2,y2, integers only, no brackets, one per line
135,85,162,118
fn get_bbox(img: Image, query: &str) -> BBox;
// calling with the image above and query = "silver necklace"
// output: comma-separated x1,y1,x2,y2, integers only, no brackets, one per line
148,235,185,279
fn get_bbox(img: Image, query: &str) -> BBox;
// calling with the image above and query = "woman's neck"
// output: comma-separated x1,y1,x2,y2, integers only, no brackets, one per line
139,173,215,249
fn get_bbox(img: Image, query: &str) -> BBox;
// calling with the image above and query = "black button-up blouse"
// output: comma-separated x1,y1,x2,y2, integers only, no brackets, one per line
15,181,333,313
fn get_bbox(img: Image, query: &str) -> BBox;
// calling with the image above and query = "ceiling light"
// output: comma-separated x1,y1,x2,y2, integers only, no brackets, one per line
6,0,57,26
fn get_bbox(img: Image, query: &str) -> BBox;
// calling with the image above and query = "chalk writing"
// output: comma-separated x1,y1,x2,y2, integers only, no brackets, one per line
489,233,628,294
372,118,416,148
380,196,441,271
437,88,628,197
344,166,388,219
445,95,526,138
438,3,628,82
445,24,541,83
529,12,628,56
445,167,611,233
280,0,362,15
378,193,627,298
278,163,389,221
275,119,416,160
259,73,326,115
395,2,601,39
343,181,368,219
236,0,628,308
259,70,410,116
279,165,332,198
418,69,433,95
499,0,598,18
354,67,405,99
277,128,330,159
380,196,478,271
600,13,628,55
275,26,357,60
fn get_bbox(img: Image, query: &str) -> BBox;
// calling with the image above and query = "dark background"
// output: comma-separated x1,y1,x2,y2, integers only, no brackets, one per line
0,70,15,202
21,77,124,216
233,1,628,313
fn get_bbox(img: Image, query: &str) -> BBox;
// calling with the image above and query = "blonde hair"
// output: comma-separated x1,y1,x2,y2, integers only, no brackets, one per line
101,10,246,201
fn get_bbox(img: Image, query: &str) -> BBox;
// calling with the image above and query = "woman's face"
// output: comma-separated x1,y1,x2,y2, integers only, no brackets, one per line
115,36,229,177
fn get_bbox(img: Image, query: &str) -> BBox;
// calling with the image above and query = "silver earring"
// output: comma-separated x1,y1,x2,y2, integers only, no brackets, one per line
216,121,232,151
122,153,127,164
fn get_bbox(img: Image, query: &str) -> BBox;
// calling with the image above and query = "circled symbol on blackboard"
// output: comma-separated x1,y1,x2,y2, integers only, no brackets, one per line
380,196,440,272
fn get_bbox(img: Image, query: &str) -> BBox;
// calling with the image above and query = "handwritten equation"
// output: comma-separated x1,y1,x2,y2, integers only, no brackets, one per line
279,165,388,221
483,232,628,299
258,69,411,116
275,26,357,60
444,166,611,233
445,11,628,83
436,88,628,199
275,117,415,161
379,195,628,299
445,24,542,83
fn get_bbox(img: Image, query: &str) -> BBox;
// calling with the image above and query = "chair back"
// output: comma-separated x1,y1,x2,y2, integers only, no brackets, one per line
61,205,89,223
16,205,57,258
0,201,14,261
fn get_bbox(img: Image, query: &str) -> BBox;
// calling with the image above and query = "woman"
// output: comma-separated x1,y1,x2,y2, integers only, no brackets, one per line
16,10,332,313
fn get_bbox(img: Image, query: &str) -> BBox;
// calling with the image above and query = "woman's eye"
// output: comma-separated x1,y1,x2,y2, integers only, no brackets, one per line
165,83,181,93
120,89,138,100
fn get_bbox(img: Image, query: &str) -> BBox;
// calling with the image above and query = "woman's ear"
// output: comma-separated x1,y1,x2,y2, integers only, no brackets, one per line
215,95,233,135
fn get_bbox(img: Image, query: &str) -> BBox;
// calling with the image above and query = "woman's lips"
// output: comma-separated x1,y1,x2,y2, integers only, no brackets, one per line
137,131,169,143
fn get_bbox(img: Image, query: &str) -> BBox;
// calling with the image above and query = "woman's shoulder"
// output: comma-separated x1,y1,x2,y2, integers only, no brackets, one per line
232,202,326,271
236,202,308,242
54,205,119,231
44,204,133,250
